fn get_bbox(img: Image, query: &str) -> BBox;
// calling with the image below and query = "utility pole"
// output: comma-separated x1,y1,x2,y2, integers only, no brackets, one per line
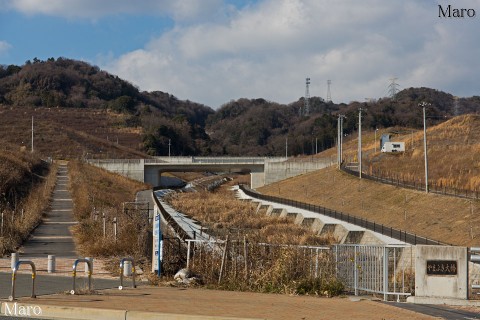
285,137,288,159
419,102,431,193
340,115,345,165
374,128,379,153
337,114,346,168
337,116,341,168
168,139,171,158
31,116,34,153
358,108,364,179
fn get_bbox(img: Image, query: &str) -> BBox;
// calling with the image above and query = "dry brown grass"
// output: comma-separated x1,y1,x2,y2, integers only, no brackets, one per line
0,147,58,255
265,114,480,246
167,187,336,246
68,160,150,259
165,187,341,295
258,165,480,246
0,106,147,159
319,114,480,191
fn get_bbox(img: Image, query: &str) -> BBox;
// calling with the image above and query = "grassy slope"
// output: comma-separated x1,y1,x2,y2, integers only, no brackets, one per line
260,115,480,247
68,161,149,257
0,147,57,254
0,106,147,159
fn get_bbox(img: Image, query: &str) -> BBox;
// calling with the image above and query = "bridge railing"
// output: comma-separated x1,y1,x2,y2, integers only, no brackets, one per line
152,156,287,164
86,159,143,165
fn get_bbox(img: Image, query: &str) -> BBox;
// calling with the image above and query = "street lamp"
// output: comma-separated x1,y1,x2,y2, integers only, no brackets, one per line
419,102,431,193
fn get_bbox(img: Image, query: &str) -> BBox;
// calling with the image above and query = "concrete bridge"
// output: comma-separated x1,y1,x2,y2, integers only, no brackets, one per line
87,156,334,188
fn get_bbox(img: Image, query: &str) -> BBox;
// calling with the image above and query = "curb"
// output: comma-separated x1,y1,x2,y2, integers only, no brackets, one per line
407,296,480,306
0,302,264,320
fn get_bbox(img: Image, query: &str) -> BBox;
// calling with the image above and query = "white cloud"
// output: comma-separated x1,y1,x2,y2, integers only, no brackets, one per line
10,0,477,108
109,0,475,108
3,0,223,21
0,40,12,55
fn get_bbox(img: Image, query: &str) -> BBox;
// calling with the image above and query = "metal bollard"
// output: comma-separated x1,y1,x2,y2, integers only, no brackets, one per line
85,257,93,274
123,261,132,276
48,255,56,273
9,260,36,301
119,257,136,290
71,258,93,295
10,253,18,270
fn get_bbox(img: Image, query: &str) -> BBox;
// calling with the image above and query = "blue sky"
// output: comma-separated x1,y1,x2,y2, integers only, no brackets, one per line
0,0,479,109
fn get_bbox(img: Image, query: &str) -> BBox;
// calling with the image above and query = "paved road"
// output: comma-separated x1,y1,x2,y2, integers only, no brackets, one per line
386,301,480,320
0,272,120,299
19,164,77,258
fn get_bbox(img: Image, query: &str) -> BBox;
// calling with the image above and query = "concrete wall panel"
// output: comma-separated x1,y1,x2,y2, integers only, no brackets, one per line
415,245,468,300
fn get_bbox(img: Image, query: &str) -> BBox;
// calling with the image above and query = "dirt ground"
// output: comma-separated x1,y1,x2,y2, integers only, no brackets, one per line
18,285,439,320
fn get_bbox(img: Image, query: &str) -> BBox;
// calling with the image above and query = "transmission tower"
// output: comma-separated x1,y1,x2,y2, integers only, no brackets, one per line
454,96,460,116
388,77,400,100
302,77,310,116
326,80,332,103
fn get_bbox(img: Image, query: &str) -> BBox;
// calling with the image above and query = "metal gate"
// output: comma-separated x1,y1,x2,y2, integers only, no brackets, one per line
334,244,414,301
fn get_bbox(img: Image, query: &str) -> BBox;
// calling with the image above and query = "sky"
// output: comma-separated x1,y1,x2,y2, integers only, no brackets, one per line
0,0,479,109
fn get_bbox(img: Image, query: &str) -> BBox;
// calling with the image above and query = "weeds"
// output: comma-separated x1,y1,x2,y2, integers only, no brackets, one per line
0,147,57,255
68,160,149,260
167,188,337,245
162,185,343,296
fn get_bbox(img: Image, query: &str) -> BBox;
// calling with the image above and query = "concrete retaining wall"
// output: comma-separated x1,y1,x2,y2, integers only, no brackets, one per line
87,160,145,182
263,158,334,186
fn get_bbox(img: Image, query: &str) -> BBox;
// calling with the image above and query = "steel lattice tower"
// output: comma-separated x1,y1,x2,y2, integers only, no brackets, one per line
454,96,460,116
303,77,311,116
326,80,332,102
388,77,399,100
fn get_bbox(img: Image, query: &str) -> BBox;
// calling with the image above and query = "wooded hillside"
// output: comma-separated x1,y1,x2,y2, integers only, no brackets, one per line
1,58,479,158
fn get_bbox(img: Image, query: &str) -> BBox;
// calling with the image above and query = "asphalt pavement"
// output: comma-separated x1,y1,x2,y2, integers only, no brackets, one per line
386,301,480,320
0,272,119,299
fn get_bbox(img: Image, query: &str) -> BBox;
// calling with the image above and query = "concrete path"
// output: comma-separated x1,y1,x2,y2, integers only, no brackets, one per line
19,163,77,258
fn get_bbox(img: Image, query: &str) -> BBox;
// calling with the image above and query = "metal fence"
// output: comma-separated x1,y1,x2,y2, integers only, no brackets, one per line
334,244,414,301
343,164,480,200
182,239,413,300
239,185,447,246
185,239,334,289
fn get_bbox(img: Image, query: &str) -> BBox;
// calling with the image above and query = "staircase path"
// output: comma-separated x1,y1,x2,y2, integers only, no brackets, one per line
19,163,77,258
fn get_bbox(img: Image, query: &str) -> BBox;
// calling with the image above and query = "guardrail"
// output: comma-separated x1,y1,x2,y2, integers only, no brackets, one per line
152,188,192,241
119,257,136,290
471,247,480,292
71,258,93,295
9,260,36,301
239,185,448,246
